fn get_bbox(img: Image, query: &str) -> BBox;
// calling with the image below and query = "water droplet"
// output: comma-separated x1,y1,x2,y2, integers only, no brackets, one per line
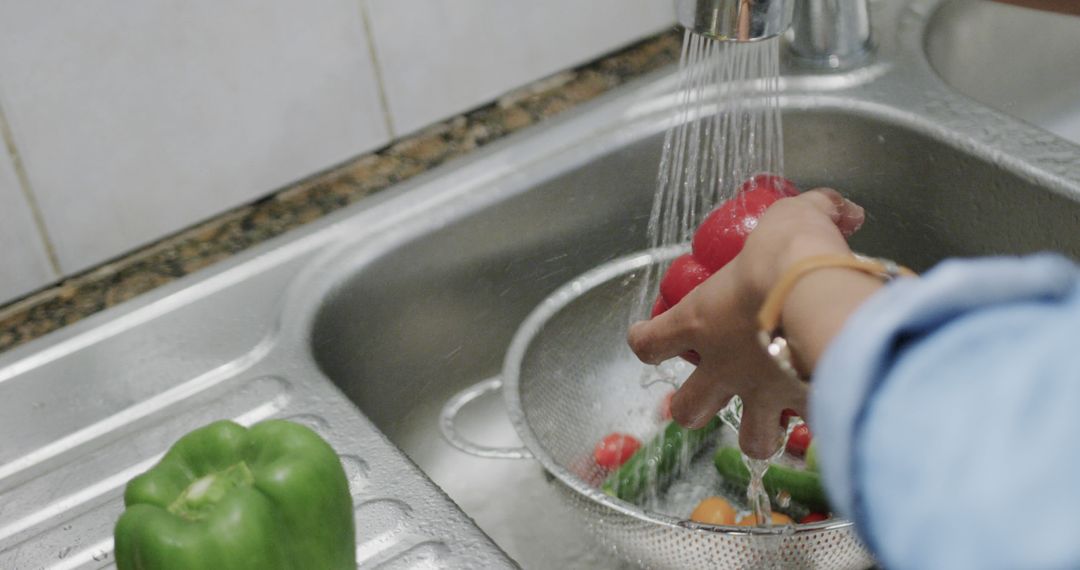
340,455,370,498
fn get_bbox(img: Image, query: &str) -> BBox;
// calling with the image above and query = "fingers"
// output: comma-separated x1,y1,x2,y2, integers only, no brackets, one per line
801,188,865,238
739,376,809,458
670,366,735,429
738,402,787,460
627,298,699,364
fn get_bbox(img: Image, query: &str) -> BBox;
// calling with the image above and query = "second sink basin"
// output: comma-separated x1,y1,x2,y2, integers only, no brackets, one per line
926,0,1080,145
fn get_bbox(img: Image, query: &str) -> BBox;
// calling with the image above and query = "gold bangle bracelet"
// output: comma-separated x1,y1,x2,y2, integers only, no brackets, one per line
756,254,917,379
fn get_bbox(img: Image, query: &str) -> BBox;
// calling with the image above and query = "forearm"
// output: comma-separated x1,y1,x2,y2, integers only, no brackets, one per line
780,267,885,375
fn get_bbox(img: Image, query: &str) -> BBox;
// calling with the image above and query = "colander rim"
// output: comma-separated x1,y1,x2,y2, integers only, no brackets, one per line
501,246,858,537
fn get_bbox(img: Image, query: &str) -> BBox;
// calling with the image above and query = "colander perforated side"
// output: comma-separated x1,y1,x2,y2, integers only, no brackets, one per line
502,248,875,569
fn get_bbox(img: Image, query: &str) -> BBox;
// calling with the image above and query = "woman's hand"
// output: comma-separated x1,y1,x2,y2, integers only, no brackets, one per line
627,189,867,458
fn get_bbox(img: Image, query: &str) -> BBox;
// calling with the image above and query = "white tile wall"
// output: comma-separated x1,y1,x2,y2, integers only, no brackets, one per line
365,0,675,136
0,145,56,304
0,0,391,274
0,1,673,294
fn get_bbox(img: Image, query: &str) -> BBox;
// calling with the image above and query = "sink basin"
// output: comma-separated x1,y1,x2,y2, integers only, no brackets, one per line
926,0,1080,145
3,1,1080,568
310,105,1080,569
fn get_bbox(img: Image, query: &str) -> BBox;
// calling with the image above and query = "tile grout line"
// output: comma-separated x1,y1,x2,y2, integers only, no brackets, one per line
0,99,63,278
358,0,398,139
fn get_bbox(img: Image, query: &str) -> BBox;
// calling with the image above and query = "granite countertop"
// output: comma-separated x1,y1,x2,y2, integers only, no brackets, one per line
0,31,680,355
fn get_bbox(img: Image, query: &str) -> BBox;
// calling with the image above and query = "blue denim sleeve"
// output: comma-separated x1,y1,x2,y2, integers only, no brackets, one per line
809,253,1080,570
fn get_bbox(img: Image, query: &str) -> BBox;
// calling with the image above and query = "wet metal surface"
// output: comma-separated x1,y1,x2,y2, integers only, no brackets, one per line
2,0,1079,567
926,0,1080,145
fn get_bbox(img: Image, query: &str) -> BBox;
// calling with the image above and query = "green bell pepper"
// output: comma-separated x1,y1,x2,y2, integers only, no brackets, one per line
114,420,355,570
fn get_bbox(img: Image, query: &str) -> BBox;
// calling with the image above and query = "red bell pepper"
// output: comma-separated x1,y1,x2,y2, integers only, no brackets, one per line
652,174,799,364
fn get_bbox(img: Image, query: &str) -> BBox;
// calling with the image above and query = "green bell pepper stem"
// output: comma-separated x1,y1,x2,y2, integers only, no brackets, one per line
114,420,356,570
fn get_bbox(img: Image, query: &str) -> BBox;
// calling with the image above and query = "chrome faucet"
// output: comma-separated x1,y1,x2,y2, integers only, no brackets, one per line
675,0,873,70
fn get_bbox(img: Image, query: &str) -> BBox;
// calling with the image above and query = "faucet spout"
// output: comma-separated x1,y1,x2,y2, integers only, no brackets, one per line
676,0,874,70
675,0,794,42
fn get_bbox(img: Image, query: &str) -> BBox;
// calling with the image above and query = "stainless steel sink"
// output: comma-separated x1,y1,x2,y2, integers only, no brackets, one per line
2,1,1080,568
926,0,1080,145
309,109,1080,570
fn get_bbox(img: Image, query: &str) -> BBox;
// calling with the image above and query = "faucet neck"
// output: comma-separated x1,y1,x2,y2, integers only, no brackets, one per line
787,0,873,70
675,0,794,42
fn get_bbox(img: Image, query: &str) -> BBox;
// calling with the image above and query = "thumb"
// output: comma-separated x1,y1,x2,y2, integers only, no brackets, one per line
802,188,865,238
738,402,786,460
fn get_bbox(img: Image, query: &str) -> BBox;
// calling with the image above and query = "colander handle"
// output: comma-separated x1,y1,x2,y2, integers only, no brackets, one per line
439,376,534,460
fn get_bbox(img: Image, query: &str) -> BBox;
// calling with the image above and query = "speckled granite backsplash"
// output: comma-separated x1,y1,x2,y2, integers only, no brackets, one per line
0,31,680,354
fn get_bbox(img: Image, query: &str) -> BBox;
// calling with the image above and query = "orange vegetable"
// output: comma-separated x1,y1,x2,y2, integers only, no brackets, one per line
734,511,794,524
689,496,738,525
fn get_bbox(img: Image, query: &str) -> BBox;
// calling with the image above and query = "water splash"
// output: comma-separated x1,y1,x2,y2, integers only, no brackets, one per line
745,457,774,526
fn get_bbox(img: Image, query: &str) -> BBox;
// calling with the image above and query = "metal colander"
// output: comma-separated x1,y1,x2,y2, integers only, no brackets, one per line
444,248,875,569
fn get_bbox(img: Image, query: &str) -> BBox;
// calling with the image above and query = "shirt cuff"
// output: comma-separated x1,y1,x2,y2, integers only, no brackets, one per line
809,253,1077,523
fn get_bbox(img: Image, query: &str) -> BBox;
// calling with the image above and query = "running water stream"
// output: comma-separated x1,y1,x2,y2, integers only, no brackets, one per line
636,30,786,527
641,32,783,277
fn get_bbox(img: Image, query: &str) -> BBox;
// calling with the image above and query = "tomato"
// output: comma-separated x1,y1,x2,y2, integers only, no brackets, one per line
659,254,712,306
650,295,670,318
800,512,830,524
780,408,798,427
736,512,794,526
593,433,641,469
693,174,799,272
786,424,812,457
650,175,799,364
659,390,675,420
739,174,800,199
691,186,786,272
568,453,607,487
690,496,738,525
